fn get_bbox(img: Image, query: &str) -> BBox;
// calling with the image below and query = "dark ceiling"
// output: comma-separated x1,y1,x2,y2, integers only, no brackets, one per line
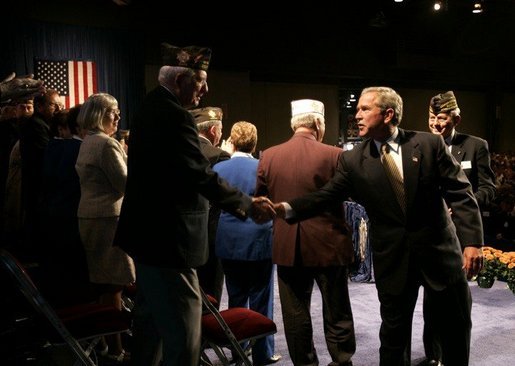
11,0,515,90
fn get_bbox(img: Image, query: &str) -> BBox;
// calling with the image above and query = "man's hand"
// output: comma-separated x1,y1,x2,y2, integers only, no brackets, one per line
220,138,234,155
0,72,46,102
249,196,276,224
463,246,483,280
273,203,286,219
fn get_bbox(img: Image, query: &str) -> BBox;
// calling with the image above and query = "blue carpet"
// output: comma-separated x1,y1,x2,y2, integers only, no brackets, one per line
218,275,515,365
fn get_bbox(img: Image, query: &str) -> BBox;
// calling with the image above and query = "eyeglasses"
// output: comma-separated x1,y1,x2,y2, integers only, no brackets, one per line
106,109,121,118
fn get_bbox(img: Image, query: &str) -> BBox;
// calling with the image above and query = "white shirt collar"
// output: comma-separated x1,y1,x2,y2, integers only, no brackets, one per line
231,151,254,159
444,129,456,146
374,127,400,153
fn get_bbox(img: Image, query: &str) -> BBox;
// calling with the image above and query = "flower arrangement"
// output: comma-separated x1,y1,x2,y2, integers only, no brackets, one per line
477,246,515,294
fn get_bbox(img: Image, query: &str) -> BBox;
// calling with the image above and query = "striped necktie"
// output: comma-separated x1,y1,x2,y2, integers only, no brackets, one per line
380,143,406,213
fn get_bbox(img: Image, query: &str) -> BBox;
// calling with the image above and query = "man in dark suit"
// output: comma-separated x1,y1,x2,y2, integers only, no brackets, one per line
114,44,275,366
19,89,62,261
273,87,484,366
422,91,496,365
256,99,356,366
190,106,230,305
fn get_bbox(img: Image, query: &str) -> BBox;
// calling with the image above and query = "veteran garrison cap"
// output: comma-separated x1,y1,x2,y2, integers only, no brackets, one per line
190,107,223,124
291,99,325,117
429,91,459,114
161,43,212,71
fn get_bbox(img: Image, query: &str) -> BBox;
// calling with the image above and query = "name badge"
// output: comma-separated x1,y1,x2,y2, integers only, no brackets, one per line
461,160,472,169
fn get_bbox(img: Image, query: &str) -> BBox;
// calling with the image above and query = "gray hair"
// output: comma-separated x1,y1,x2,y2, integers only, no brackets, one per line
291,113,325,131
158,65,194,88
196,120,221,133
361,86,403,126
77,93,118,132
450,108,461,118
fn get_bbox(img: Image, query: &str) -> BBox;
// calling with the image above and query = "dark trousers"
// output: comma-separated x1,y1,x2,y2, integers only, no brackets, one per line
131,263,202,366
197,243,224,306
378,276,472,366
277,265,355,366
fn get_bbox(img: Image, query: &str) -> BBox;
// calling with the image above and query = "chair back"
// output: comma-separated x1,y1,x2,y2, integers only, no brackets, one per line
0,249,122,366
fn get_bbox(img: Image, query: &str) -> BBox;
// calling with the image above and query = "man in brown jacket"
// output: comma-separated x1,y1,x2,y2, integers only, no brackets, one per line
256,99,356,366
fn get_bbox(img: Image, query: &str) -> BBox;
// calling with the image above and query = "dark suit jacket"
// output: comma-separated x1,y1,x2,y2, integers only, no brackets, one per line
114,86,252,268
256,132,354,267
19,114,50,213
289,129,483,294
450,131,496,209
198,137,230,166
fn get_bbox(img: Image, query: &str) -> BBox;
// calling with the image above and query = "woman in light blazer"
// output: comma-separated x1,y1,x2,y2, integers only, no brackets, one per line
76,93,134,363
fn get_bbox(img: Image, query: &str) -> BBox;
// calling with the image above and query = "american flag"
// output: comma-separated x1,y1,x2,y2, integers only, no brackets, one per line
34,59,98,109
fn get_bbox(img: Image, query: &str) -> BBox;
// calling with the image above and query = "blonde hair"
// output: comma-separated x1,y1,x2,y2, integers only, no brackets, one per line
77,93,118,132
230,121,257,153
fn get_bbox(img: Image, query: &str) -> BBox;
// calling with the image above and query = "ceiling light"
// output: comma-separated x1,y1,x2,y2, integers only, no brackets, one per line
472,1,484,14
434,1,443,11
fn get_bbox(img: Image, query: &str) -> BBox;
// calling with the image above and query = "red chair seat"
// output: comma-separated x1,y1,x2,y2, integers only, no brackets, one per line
202,307,276,345
55,304,131,341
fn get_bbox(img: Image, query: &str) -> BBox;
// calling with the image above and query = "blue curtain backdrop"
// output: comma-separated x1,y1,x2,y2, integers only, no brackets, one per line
0,20,145,130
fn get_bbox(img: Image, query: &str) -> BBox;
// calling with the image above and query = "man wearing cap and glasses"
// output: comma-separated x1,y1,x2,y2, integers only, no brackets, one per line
272,87,484,366
114,44,275,366
256,99,356,366
189,106,230,307
421,91,495,366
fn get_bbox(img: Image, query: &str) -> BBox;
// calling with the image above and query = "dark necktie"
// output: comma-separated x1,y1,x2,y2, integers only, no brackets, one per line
381,143,406,213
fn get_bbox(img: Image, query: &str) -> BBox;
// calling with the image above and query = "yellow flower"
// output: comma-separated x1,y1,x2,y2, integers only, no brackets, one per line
479,246,515,295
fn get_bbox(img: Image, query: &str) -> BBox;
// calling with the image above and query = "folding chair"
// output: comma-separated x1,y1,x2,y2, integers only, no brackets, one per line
0,249,132,366
199,288,277,366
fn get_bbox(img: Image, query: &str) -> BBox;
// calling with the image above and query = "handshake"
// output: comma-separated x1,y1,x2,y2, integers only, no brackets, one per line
249,197,286,224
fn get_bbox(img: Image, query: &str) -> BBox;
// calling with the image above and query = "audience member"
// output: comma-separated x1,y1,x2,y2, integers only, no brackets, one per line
483,184,515,252
117,129,130,154
423,90,497,365
214,121,281,366
0,99,32,238
49,108,73,138
113,44,275,366
190,106,230,306
19,89,62,261
273,87,484,366
1,99,34,248
76,93,134,363
37,104,91,307
256,99,355,366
